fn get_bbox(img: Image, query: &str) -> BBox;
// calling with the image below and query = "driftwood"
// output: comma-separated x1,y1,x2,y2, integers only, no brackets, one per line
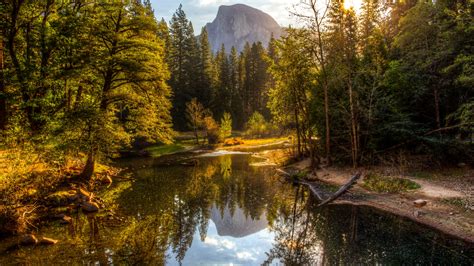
277,168,361,207
298,180,325,201
315,173,361,207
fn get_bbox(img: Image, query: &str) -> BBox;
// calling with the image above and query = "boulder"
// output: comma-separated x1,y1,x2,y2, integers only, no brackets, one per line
20,234,38,245
47,191,77,206
81,201,99,213
413,199,428,208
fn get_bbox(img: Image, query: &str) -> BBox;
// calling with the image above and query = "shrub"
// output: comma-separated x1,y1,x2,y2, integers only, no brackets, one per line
204,116,221,144
246,112,269,137
219,112,232,139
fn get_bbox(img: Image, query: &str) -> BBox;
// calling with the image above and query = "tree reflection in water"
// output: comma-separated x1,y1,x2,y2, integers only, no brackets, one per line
2,154,471,265
264,185,473,265
111,154,474,265
113,154,284,264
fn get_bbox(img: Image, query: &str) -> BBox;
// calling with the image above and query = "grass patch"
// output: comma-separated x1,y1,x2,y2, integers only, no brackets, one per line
441,197,468,209
145,144,186,157
236,137,288,147
362,173,421,193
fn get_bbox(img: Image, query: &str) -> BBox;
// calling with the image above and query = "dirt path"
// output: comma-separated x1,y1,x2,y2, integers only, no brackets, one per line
287,160,474,243
409,178,465,198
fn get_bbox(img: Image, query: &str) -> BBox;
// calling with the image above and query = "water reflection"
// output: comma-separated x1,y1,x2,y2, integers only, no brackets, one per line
265,186,474,265
0,154,472,265
113,154,284,264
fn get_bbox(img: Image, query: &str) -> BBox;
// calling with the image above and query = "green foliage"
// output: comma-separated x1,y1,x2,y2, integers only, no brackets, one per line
274,0,474,165
441,197,469,209
246,112,272,137
362,174,421,193
2,1,174,175
204,116,221,144
219,112,232,139
185,98,210,144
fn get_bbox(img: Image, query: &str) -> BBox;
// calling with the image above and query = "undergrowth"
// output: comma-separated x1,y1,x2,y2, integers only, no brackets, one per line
362,173,421,193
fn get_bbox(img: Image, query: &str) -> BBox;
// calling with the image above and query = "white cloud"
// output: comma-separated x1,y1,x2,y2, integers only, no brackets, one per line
194,0,230,7
236,251,257,261
204,236,236,250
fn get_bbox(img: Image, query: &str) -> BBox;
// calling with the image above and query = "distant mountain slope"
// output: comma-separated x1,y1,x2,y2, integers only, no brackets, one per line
205,4,282,52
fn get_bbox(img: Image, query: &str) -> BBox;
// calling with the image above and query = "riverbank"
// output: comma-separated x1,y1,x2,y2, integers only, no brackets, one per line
0,147,125,237
284,159,474,243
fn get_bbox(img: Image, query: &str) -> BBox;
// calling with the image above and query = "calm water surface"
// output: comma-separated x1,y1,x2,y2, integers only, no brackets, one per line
1,153,473,265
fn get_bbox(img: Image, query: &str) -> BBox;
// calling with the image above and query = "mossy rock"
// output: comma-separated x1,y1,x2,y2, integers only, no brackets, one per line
46,191,77,207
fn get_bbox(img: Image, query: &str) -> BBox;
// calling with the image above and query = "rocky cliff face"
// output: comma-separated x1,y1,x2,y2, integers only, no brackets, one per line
205,4,282,52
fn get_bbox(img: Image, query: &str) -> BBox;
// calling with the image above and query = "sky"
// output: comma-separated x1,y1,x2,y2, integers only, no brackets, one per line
149,0,301,31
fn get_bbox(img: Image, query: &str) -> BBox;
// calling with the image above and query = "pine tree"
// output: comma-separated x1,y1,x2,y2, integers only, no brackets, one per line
229,46,243,129
214,44,232,118
198,27,214,107
169,5,200,129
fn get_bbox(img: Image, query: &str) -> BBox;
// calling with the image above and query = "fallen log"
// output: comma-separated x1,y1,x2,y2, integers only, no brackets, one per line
276,168,361,207
298,180,325,201
316,173,361,207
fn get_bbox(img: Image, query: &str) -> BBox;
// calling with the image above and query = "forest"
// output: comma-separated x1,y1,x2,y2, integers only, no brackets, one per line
0,0,473,261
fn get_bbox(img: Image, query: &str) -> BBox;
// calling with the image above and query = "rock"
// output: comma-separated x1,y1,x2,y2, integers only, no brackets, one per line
39,237,58,245
20,234,38,245
47,191,76,206
181,160,198,166
66,193,79,203
76,188,91,201
60,215,73,224
81,201,99,213
413,199,428,208
205,4,282,53
413,210,424,217
457,162,467,168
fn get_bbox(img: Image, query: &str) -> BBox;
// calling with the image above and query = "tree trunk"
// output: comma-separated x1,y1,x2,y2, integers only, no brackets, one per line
294,101,301,158
193,125,200,145
80,150,95,180
0,30,7,130
433,87,441,129
348,81,358,168
324,83,331,165
309,0,331,166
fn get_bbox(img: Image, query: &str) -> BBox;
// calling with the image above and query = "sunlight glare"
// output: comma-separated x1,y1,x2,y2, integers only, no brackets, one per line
344,0,362,12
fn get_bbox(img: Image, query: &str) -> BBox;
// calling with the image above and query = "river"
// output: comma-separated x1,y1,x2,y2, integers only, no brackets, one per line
0,152,472,265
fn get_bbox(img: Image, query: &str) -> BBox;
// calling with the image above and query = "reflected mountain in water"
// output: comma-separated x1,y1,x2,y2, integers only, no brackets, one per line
1,154,472,265
211,205,268,238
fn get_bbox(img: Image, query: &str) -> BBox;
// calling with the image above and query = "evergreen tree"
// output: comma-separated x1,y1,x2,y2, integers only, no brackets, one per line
169,5,200,130
229,46,243,129
198,27,214,107
214,44,232,118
